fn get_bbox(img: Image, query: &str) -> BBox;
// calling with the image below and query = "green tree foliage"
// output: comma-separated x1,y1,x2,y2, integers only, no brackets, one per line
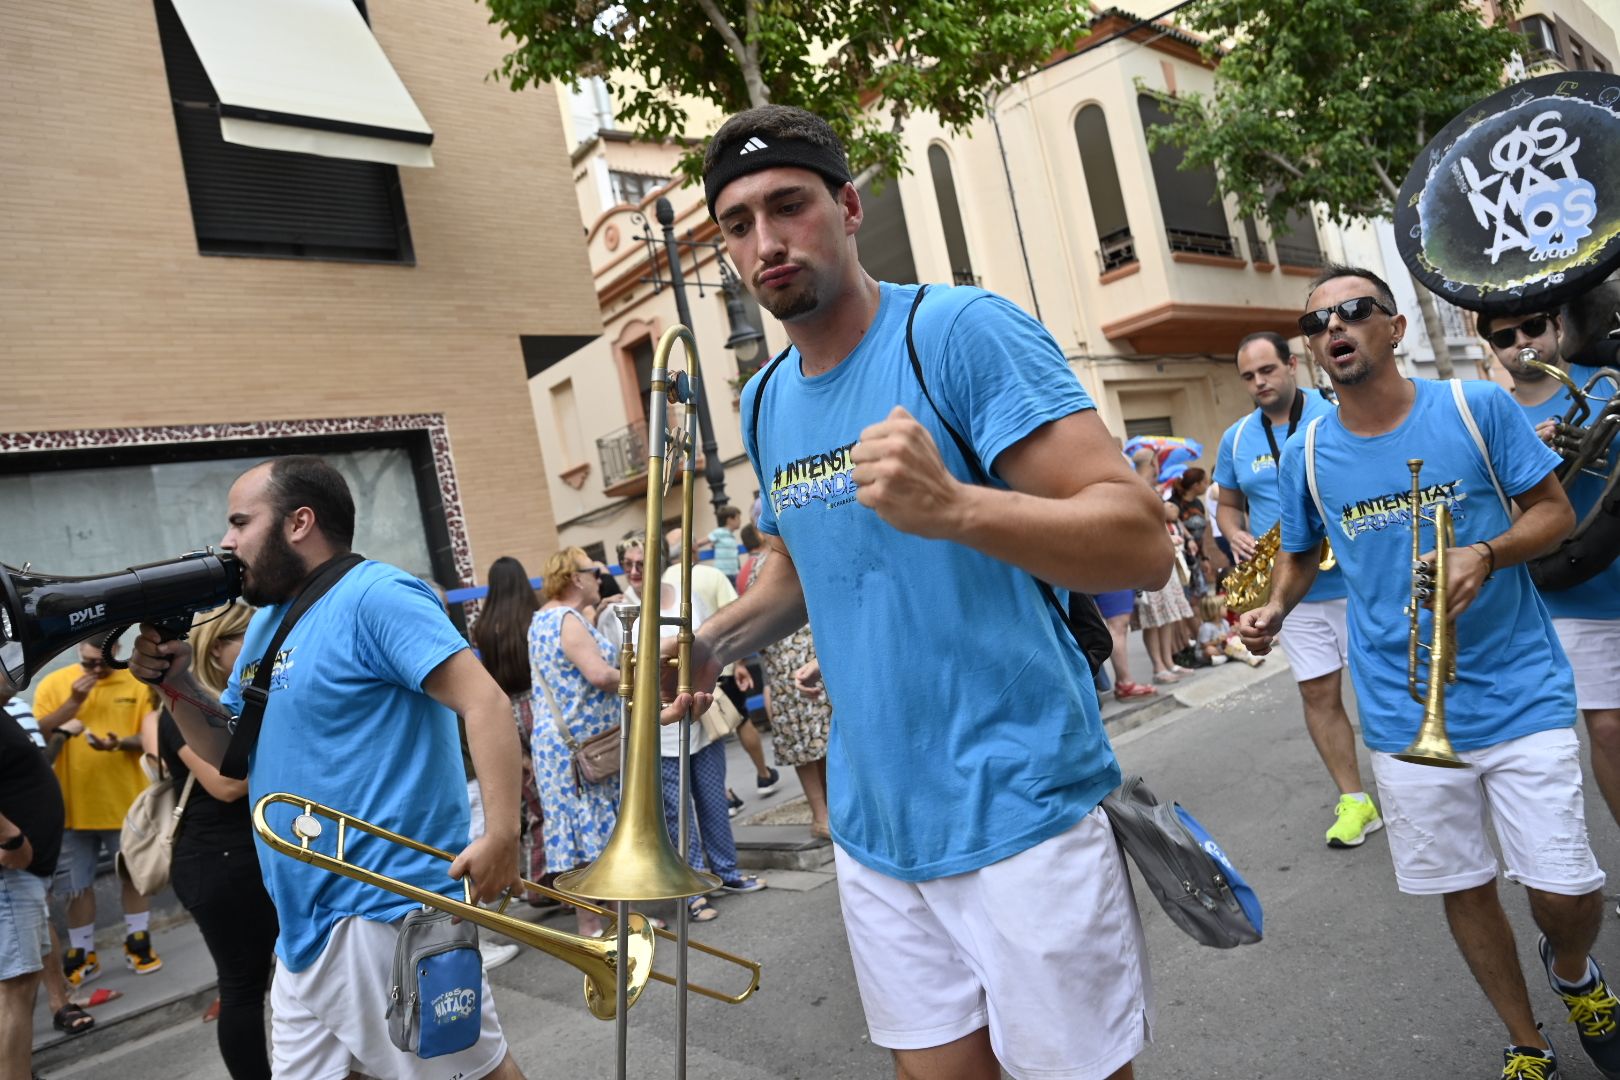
481,0,1092,181
1148,0,1525,376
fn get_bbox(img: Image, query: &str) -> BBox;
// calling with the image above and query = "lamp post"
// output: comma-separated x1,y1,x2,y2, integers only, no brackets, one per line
644,195,764,518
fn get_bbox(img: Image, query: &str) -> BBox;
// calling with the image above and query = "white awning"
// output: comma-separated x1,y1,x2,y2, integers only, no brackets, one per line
169,0,434,168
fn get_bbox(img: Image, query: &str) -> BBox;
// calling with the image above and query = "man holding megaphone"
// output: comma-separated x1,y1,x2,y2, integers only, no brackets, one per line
129,456,534,1080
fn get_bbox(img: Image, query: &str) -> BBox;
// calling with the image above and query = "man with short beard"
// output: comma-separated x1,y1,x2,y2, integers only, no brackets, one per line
1241,266,1615,1080
129,455,533,1080
1214,331,1377,848
686,104,1169,1080
1480,308,1620,850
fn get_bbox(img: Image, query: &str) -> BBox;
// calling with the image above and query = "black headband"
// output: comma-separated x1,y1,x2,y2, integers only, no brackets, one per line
704,135,853,219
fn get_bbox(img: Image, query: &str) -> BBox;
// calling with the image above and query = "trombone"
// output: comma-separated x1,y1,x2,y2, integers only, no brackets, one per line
250,792,761,1018
1396,459,1468,768
550,322,748,1080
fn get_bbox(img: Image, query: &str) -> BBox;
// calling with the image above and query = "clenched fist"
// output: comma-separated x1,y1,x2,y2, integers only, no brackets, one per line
851,406,969,539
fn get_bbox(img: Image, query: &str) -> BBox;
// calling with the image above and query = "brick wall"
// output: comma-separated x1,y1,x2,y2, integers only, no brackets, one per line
0,0,600,582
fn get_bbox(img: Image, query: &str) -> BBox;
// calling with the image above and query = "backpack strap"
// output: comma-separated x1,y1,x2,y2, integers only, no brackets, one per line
744,344,795,467
903,285,1109,672
1448,378,1511,515
1303,416,1332,540
219,552,366,780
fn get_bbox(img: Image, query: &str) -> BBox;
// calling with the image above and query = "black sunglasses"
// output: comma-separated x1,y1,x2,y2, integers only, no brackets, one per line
1486,315,1551,351
1298,296,1396,336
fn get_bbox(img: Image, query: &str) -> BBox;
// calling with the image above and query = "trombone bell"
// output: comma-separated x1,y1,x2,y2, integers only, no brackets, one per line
553,323,722,904
253,792,659,1019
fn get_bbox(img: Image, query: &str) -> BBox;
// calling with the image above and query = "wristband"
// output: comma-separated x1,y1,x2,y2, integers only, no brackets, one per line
1472,540,1496,582
0,831,26,852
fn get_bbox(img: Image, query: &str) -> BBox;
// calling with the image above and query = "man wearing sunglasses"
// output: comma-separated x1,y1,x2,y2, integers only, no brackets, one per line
1482,309,1620,854
31,641,162,985
1214,331,1378,850
1240,265,1613,1080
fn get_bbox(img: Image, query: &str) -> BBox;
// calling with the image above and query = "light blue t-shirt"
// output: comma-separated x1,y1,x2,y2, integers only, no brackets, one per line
1279,378,1575,753
1213,391,1347,603
1517,362,1620,621
222,561,470,971
741,282,1120,881
707,527,741,575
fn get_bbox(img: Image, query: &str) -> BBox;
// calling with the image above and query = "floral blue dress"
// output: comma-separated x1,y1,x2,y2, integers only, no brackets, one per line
529,606,621,873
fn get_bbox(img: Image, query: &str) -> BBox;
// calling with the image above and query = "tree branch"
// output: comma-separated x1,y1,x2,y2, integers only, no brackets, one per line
1264,150,1307,180
1361,137,1402,202
695,0,770,106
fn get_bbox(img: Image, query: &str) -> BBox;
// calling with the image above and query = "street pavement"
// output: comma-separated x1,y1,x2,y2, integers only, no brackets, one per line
35,645,1620,1079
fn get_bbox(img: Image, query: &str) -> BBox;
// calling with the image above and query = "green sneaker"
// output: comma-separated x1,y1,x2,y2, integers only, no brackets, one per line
1325,794,1383,848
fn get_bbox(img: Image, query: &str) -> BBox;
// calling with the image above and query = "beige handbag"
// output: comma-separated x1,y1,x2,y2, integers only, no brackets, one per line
117,766,196,896
699,686,747,743
535,669,620,787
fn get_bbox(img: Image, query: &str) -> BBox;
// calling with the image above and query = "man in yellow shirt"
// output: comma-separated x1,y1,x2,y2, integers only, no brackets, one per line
33,641,160,984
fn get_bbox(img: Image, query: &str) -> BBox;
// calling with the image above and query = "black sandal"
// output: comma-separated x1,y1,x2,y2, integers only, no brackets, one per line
53,1003,94,1035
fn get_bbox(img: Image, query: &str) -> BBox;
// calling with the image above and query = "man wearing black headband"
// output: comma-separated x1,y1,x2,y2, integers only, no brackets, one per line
1481,309,1620,847
689,104,1169,1080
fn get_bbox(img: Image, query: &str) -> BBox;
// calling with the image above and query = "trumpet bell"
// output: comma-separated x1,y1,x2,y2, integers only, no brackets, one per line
1393,735,1468,769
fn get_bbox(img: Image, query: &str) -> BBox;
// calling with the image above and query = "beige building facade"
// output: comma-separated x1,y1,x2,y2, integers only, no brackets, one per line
1,0,597,617
535,6,1613,559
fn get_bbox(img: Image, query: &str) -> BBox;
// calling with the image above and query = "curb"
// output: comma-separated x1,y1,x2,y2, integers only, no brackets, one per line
34,982,218,1075
1103,655,1291,737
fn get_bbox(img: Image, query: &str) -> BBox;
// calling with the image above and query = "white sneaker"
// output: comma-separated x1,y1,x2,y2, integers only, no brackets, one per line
480,941,521,971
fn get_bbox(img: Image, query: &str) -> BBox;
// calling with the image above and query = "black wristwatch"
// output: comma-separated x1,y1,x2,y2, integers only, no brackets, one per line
0,831,25,851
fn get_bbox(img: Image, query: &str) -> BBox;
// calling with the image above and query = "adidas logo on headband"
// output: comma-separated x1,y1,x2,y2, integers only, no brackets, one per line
704,132,852,218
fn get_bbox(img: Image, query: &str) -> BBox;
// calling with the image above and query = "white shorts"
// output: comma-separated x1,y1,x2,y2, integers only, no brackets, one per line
834,808,1152,1080
1278,598,1349,682
1369,727,1605,897
1553,617,1620,711
271,915,509,1080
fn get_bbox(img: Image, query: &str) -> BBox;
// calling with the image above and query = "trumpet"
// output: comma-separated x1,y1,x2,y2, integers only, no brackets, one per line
1396,460,1467,768
250,793,761,1019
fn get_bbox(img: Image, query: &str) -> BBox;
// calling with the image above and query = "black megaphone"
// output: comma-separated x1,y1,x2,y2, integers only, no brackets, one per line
0,550,242,691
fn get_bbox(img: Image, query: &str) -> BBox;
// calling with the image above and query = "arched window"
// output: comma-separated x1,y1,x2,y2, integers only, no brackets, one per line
856,178,918,285
1073,105,1135,272
927,145,976,286
1137,94,1236,258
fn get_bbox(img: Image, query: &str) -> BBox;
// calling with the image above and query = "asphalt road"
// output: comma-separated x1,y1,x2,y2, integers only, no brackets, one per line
44,676,1620,1079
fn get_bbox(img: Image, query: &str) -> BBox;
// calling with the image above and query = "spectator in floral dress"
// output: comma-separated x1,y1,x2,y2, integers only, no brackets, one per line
528,548,622,939
745,548,832,840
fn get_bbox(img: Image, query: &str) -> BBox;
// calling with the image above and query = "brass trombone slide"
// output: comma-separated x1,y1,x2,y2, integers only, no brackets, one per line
251,793,761,1018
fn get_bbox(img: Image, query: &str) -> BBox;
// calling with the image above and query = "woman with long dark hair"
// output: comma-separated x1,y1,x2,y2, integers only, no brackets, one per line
472,556,547,892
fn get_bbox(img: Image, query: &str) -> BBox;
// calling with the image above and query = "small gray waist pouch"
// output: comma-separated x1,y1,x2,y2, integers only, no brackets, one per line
385,907,484,1059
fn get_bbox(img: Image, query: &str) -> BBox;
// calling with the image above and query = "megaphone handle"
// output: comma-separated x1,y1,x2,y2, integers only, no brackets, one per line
103,616,192,682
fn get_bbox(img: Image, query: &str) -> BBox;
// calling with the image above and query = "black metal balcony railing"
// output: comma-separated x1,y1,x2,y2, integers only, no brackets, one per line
1166,228,1240,259
951,268,982,288
597,420,649,489
1274,239,1324,268
1097,227,1138,273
